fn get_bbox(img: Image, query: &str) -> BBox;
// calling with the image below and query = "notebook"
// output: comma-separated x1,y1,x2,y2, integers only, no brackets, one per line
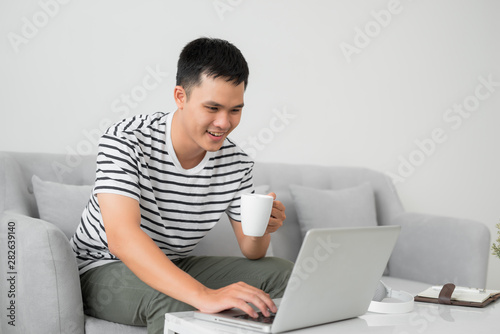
194,225,401,333
415,284,500,307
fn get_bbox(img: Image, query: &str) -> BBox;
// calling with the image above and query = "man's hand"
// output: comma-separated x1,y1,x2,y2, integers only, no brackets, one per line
196,282,277,318
264,192,286,235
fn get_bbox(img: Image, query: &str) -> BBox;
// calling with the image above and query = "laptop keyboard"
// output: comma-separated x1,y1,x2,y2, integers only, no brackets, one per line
234,312,276,324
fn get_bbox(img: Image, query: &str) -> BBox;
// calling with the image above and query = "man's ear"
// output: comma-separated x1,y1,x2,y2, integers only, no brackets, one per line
174,86,186,109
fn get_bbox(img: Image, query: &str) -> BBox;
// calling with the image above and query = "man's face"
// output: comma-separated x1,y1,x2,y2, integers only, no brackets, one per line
174,74,245,156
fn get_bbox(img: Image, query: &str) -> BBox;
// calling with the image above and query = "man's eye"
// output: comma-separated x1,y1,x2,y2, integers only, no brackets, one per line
206,106,218,111
231,109,242,113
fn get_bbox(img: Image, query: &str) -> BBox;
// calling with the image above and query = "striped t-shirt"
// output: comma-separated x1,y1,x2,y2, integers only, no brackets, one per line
70,111,254,274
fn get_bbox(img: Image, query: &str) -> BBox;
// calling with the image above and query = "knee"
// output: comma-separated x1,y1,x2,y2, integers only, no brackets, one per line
264,256,294,274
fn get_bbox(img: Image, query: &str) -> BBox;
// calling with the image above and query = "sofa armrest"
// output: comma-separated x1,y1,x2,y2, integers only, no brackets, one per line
388,212,490,288
1,211,84,334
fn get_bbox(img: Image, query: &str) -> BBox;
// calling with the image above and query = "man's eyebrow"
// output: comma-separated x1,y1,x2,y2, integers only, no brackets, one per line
205,101,244,108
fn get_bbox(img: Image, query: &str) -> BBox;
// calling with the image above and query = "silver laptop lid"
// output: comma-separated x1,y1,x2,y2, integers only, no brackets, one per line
271,225,400,333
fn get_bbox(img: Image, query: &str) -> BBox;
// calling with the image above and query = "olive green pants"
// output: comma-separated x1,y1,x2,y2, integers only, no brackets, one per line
80,256,293,334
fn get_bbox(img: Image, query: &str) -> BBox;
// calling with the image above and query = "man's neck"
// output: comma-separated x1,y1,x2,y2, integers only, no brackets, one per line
176,152,206,170
171,110,207,170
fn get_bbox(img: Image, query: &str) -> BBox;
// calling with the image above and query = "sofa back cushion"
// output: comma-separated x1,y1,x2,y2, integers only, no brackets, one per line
289,183,378,238
32,175,92,240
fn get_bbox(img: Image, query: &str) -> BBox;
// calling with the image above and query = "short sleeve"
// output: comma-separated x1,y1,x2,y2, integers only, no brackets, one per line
225,164,254,222
93,132,141,201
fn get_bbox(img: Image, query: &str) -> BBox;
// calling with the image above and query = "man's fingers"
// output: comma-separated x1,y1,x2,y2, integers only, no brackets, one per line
266,217,283,234
270,200,286,219
248,292,275,317
272,199,285,211
266,192,277,200
230,282,276,317
271,207,286,221
233,298,258,318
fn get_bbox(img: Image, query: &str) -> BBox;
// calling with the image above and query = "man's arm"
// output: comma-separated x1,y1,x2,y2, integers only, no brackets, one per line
230,192,286,259
98,193,276,317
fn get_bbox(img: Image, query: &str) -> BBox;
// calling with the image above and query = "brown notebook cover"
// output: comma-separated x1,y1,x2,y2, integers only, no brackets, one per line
414,283,500,308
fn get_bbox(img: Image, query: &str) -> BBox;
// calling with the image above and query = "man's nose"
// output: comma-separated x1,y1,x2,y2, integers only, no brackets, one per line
213,111,230,129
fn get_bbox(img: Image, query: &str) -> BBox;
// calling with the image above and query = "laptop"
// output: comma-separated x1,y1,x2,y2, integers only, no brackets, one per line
194,225,401,333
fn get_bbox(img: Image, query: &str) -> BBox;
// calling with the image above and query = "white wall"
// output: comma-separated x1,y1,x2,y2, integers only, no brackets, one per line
1,0,499,288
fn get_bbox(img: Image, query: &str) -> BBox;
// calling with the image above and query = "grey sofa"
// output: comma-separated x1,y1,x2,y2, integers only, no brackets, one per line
0,151,491,334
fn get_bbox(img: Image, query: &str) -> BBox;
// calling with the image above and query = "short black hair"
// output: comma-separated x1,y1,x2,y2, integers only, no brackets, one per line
176,37,249,98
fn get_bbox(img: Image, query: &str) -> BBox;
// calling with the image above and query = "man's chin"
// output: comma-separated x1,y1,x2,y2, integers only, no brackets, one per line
200,140,224,152
206,144,224,152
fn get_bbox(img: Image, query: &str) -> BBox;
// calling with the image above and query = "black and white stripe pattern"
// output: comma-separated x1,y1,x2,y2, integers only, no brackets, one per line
70,112,254,274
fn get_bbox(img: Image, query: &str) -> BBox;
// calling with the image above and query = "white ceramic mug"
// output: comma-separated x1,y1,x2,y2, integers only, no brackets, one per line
241,193,274,237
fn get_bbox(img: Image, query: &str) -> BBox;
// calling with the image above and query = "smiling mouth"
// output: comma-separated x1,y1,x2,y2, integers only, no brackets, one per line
207,131,225,137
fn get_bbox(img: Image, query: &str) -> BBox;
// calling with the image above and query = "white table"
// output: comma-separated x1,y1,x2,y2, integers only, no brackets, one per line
164,301,500,333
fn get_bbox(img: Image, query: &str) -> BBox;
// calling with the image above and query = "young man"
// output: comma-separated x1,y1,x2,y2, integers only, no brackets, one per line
70,37,293,334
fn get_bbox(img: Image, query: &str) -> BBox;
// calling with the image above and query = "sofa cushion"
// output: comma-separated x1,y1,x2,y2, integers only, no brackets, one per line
388,212,491,288
1,212,84,333
289,183,377,237
84,315,147,334
32,175,92,240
